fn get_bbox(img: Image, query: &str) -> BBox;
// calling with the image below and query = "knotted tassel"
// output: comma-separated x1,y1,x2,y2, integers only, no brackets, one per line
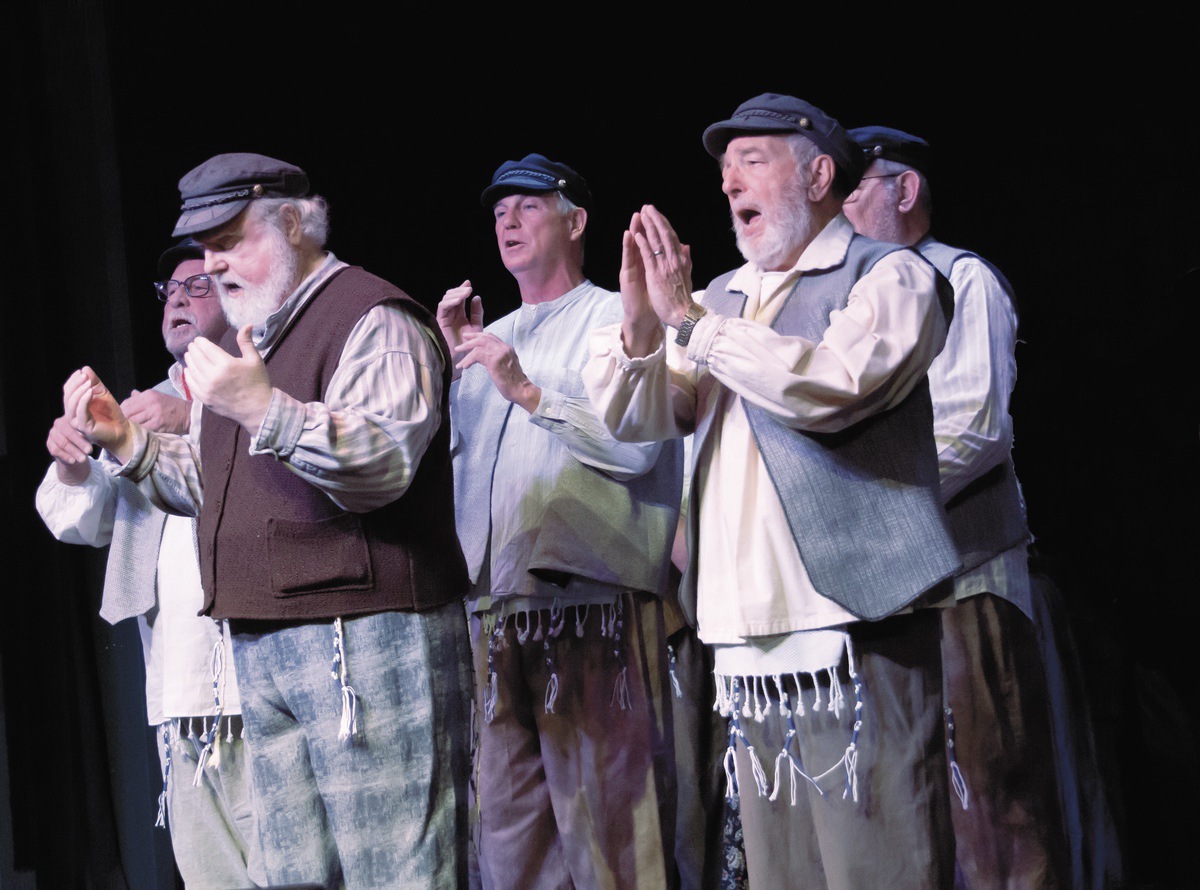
547,600,566,638
193,637,227,785
609,598,630,710
791,672,806,717
842,638,863,802
668,644,683,699
331,618,360,743
155,724,171,828
768,689,823,805
611,666,631,710
483,621,500,724
544,636,560,714
723,715,740,801
946,707,970,810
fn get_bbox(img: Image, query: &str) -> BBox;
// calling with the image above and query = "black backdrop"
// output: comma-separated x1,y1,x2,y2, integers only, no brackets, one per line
3,5,1198,887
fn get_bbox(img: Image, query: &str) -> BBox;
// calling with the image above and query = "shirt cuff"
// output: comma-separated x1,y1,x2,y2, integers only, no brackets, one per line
108,423,153,479
250,388,305,458
683,313,720,364
532,387,564,423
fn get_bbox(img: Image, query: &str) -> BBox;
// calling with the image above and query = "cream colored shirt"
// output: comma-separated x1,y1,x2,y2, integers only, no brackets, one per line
585,214,949,659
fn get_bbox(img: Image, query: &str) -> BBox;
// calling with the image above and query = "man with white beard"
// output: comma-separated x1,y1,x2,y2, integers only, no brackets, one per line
58,153,474,890
583,94,961,888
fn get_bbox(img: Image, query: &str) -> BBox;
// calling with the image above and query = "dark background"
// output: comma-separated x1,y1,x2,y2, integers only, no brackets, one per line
2,5,1197,888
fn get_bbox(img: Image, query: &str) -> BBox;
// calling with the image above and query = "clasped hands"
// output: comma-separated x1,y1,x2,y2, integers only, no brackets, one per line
619,205,694,357
57,325,273,464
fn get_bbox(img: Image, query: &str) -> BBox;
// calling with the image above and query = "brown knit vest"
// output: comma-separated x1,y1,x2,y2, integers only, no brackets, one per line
196,265,468,620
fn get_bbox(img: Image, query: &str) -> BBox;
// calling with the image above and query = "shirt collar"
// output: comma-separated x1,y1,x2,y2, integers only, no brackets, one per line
254,252,349,354
167,361,186,398
727,213,854,295
517,278,593,322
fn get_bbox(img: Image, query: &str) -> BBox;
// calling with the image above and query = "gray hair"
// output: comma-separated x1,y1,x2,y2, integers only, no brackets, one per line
554,191,586,257
866,157,933,216
253,195,331,247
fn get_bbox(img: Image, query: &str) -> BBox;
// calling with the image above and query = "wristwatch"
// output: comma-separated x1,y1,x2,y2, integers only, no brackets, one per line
674,302,707,347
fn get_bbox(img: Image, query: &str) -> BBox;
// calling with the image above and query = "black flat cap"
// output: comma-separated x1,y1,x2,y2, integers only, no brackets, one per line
173,152,309,236
702,93,865,193
848,126,933,177
156,238,205,279
481,153,592,211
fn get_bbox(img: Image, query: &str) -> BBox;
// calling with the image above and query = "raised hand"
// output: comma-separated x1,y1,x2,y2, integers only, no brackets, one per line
455,331,541,414
629,205,694,330
184,325,273,433
437,279,485,378
46,414,94,484
619,223,663,358
121,388,192,435
62,366,133,460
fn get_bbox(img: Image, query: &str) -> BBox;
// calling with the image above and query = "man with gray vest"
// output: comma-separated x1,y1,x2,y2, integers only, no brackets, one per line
56,152,474,889
844,125,1069,888
36,238,264,888
584,93,961,887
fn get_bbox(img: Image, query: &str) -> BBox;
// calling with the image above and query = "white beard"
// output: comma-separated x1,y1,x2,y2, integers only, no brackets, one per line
733,173,814,271
215,226,301,329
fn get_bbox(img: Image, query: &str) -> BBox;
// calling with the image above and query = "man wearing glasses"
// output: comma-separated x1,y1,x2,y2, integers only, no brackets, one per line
61,152,473,889
36,239,264,888
843,125,1070,889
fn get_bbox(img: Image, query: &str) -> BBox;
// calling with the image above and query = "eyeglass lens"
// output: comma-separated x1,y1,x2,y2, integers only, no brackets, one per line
155,274,212,301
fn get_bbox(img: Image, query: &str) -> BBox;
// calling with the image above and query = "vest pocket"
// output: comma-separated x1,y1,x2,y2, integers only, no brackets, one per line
267,513,374,596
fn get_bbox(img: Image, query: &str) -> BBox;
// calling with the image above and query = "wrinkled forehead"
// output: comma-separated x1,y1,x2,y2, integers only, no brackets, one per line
170,258,207,279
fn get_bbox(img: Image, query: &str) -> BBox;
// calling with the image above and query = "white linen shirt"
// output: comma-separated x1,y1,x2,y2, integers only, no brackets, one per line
928,250,1032,616
460,281,665,616
585,214,949,664
36,364,240,725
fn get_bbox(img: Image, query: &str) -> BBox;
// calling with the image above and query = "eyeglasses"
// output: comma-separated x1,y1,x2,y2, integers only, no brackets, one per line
859,173,903,182
154,274,213,301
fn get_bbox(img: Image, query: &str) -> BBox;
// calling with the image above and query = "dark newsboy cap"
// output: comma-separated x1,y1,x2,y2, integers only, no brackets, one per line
480,153,592,211
173,152,310,237
849,126,933,178
156,238,205,279
703,93,865,193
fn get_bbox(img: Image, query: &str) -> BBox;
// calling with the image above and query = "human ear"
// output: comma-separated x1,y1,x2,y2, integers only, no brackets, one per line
808,155,836,201
896,170,922,213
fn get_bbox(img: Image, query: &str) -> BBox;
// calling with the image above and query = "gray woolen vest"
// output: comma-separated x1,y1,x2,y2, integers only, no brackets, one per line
916,237,1032,575
682,235,960,623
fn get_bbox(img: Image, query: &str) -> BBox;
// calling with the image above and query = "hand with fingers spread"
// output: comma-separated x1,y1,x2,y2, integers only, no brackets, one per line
455,330,541,413
437,279,485,379
121,388,192,435
62,366,134,460
184,325,273,433
629,205,695,330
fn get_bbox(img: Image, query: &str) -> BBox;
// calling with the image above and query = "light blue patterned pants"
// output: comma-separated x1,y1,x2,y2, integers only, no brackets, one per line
231,605,474,889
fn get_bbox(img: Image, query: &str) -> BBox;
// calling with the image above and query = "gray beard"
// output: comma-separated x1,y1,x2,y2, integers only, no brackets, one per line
733,176,814,271
215,231,300,329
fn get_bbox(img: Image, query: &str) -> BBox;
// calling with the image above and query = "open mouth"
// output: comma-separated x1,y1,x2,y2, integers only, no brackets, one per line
736,209,761,228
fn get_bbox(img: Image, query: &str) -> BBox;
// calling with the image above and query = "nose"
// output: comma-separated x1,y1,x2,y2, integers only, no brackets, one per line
168,285,191,307
204,249,226,275
721,163,743,199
